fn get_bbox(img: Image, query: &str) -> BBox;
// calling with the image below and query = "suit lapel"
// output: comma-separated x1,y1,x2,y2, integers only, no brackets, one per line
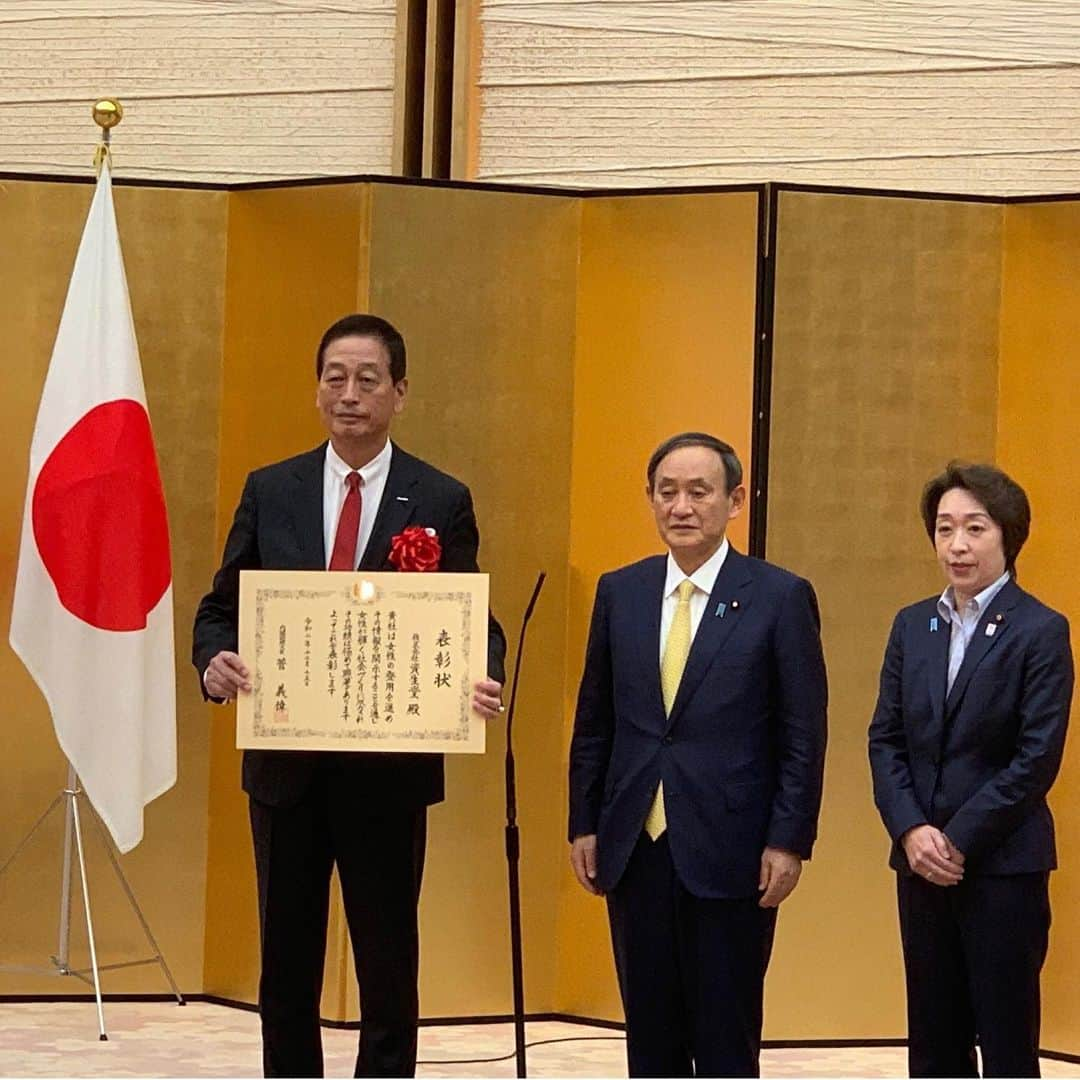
943,578,1020,718
359,443,420,570
666,548,754,728
631,557,668,718
927,603,950,735
289,445,328,569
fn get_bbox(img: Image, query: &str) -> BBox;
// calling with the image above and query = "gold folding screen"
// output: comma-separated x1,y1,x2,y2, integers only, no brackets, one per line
2,175,1078,1056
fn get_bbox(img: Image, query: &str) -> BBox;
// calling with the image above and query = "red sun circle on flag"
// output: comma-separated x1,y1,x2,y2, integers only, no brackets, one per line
32,399,171,632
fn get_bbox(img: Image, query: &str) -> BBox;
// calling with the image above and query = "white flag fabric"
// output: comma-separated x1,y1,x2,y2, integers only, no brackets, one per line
10,160,176,853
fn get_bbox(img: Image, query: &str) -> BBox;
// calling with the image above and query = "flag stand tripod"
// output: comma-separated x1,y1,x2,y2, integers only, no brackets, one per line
0,763,185,1039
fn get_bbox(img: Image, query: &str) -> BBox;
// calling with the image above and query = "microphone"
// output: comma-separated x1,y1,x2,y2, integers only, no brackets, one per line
503,570,545,1078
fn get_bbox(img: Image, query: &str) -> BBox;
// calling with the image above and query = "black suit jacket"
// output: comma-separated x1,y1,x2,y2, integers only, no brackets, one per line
192,442,507,809
568,549,828,898
869,578,1072,875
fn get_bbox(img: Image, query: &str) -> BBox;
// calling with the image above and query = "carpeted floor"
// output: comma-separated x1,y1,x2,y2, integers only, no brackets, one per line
0,1002,1077,1078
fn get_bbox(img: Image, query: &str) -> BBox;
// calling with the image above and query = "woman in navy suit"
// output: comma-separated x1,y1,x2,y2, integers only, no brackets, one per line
869,462,1072,1078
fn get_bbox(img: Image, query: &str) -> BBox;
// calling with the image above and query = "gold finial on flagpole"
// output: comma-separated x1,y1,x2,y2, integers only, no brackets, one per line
92,98,123,174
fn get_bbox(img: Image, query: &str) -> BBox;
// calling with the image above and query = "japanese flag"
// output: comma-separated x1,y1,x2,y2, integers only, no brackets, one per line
9,160,176,853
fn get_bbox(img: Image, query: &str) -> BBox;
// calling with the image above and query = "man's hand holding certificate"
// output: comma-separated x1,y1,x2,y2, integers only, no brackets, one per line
236,570,489,753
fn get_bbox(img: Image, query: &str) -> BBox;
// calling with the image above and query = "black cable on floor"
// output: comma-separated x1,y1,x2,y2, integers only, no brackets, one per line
417,1032,625,1066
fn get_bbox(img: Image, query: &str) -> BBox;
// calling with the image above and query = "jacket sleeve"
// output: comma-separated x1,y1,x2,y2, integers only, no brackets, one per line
191,473,260,699
438,483,507,685
568,575,615,841
765,577,829,859
868,610,929,843
943,612,1073,860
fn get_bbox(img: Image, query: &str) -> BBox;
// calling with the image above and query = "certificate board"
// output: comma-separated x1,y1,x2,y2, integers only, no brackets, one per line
237,570,487,753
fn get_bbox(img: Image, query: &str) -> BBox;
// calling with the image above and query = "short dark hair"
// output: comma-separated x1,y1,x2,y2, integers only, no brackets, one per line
920,461,1031,572
647,432,743,494
315,314,407,383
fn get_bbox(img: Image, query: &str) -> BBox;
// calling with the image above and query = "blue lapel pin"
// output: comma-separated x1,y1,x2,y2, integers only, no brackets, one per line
930,616,939,632
716,601,727,618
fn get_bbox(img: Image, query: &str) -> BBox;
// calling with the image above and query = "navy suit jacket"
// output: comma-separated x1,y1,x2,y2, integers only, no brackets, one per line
568,548,828,899
192,441,506,809
868,578,1072,875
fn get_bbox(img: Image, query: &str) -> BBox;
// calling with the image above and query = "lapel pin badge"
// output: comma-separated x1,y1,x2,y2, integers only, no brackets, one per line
930,616,939,633
985,623,997,637
395,496,409,502
995,613,1004,622
731,600,740,610
716,601,727,618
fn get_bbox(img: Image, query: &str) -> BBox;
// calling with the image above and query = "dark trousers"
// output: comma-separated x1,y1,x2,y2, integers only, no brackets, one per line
249,767,427,1079
897,871,1050,1078
606,833,777,1078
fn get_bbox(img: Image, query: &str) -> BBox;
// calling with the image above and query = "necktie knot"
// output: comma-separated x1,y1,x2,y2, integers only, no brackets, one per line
345,471,361,493
677,579,695,603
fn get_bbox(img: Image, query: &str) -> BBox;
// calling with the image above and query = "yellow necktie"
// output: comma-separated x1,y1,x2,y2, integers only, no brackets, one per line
644,579,695,841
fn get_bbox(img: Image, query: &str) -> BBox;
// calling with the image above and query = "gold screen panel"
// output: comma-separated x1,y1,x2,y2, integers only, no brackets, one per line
558,191,759,1020
998,199,1080,1056
0,179,227,993
366,182,581,1017
766,190,1002,1037
203,182,371,1010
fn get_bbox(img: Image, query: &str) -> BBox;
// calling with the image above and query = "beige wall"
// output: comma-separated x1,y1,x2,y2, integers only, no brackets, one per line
0,1,398,183
469,1,1080,195
766,190,1003,1036
0,179,227,993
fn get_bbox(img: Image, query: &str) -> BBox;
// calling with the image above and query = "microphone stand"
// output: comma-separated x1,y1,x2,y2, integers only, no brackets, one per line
503,571,545,1079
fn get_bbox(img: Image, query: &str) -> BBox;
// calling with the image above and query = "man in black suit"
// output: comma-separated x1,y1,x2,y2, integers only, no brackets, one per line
568,433,828,1078
193,313,506,1078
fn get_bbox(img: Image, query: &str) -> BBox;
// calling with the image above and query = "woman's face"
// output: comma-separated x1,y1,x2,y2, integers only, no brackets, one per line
934,486,1008,600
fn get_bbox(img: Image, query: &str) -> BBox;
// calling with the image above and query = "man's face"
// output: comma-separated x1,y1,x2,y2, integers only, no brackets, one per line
648,445,745,565
934,486,1007,598
315,334,407,445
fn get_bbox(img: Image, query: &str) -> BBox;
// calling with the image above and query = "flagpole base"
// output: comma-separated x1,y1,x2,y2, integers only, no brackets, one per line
0,765,186,1032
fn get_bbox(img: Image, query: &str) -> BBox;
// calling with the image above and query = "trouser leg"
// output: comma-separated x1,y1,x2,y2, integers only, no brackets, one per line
250,793,334,1078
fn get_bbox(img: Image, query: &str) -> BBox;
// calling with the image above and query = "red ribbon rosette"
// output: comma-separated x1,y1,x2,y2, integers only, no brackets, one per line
388,526,442,572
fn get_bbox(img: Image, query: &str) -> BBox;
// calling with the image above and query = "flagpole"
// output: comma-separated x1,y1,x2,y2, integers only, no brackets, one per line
0,99,184,1037
67,769,108,1040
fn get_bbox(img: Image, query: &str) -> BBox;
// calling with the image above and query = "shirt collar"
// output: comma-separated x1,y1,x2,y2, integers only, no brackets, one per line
664,538,729,600
325,438,393,487
936,570,1011,622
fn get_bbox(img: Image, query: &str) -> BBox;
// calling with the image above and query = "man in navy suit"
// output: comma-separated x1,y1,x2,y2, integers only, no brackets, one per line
193,314,506,1078
869,462,1072,1078
568,432,828,1078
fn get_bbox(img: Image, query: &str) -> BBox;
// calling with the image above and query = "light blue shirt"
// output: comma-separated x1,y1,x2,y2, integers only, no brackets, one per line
936,571,1012,694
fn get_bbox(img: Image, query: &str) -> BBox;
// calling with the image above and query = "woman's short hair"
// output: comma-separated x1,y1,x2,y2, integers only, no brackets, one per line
920,461,1031,572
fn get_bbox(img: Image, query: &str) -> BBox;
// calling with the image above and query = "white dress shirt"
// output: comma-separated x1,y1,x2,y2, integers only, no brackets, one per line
936,570,1011,694
323,439,392,569
659,538,730,661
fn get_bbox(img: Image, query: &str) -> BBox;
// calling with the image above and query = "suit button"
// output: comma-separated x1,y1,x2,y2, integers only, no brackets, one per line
662,735,673,745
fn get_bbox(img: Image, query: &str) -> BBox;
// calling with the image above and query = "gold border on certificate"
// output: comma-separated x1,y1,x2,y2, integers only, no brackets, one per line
237,570,488,754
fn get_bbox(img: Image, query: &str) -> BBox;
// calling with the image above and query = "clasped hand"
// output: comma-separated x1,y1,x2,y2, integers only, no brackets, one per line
901,824,965,886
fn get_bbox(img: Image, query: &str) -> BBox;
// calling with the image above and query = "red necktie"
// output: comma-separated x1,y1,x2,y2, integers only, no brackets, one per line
328,472,362,570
